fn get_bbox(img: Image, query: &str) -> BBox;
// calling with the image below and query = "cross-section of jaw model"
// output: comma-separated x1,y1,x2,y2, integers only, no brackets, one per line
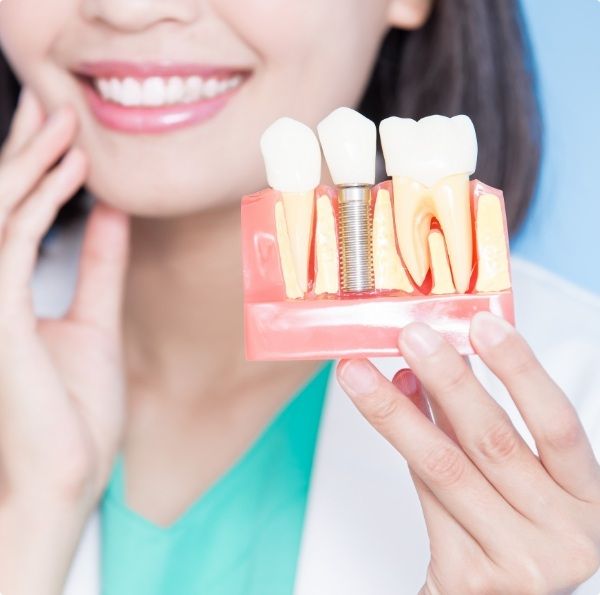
241,108,513,360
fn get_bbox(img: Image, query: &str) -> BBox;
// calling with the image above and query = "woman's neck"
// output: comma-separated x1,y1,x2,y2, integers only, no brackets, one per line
122,201,319,407
120,201,321,523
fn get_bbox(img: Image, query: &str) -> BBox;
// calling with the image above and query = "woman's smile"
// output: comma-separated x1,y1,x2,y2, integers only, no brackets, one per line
74,61,251,133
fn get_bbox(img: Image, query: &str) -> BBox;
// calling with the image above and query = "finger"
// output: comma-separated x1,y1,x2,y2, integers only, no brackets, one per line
396,364,461,444
337,359,526,559
393,371,483,553
470,311,600,502
408,465,485,563
68,202,130,335
392,368,431,419
399,322,566,522
0,87,45,161
0,106,77,232
0,148,87,313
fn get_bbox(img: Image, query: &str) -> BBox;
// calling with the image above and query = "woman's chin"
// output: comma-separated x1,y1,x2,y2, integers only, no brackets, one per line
84,176,232,218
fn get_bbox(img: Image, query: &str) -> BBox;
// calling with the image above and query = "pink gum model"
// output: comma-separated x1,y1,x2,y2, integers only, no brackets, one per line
241,179,514,360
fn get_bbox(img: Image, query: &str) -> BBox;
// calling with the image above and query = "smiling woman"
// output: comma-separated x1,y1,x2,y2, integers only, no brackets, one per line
0,0,539,225
0,1,599,595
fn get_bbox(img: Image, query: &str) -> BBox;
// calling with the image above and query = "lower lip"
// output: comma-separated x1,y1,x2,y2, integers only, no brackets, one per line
79,77,245,134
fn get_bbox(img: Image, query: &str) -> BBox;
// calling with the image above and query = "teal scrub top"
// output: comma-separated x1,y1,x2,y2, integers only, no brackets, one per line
100,361,333,595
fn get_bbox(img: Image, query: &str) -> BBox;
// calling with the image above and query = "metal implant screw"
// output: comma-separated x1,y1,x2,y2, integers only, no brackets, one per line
337,184,374,293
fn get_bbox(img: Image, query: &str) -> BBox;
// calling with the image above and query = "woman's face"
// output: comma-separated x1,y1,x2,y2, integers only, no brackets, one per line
0,0,429,217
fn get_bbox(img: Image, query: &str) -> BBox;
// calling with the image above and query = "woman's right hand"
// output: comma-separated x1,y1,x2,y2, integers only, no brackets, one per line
0,88,130,594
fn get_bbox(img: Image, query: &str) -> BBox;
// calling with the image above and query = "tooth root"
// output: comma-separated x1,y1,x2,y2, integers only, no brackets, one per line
431,174,473,293
372,189,414,292
475,193,511,292
282,191,314,293
314,195,339,295
428,230,456,295
392,176,433,287
275,201,303,299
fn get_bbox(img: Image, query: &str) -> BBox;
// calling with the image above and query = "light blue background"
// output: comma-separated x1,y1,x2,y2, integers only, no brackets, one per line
512,0,600,294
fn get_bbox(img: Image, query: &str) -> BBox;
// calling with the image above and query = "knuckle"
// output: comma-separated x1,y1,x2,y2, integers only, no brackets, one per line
464,578,494,595
4,214,39,245
541,407,583,450
460,569,501,595
368,393,400,428
421,443,466,487
560,532,600,584
472,415,520,463
512,557,547,595
437,362,471,397
506,342,539,379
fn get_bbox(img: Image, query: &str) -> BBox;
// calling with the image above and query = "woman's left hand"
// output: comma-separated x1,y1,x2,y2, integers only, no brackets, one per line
337,311,600,595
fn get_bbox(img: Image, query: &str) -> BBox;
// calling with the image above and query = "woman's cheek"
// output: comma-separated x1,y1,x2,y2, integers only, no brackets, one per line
214,0,345,63
0,0,73,98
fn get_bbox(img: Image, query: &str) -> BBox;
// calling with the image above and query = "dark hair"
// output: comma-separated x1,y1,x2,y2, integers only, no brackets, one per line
1,0,540,233
359,0,541,233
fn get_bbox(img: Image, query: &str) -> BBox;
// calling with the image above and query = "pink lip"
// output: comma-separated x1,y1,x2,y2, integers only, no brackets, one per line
75,61,250,134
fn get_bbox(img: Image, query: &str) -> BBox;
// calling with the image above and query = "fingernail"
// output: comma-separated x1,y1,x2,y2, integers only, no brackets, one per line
392,369,419,396
338,360,379,395
400,323,444,358
470,311,513,348
392,369,431,419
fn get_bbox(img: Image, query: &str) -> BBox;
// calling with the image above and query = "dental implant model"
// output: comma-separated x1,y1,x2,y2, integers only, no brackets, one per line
317,108,376,294
241,108,514,360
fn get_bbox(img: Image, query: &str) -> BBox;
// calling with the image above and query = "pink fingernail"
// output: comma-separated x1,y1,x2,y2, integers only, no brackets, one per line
393,369,419,396
338,360,379,395
471,311,513,348
401,323,444,358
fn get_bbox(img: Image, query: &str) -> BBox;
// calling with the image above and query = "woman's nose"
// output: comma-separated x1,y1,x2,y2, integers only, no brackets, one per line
82,0,200,32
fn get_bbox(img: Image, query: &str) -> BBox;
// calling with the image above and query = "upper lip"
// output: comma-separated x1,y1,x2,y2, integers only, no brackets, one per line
73,60,251,79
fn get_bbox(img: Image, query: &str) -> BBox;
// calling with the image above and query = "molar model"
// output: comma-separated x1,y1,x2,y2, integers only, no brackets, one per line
241,109,513,360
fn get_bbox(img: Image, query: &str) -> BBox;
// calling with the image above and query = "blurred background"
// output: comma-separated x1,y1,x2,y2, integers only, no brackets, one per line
513,0,600,294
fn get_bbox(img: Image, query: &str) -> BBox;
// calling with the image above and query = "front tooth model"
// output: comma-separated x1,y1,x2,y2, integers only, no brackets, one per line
260,117,321,295
317,107,376,293
379,115,477,293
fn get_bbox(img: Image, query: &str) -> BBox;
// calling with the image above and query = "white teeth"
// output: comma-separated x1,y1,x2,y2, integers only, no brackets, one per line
204,78,219,99
166,76,185,104
97,78,111,100
260,117,321,193
184,76,203,103
121,77,142,106
109,78,121,102
380,115,477,188
93,74,244,107
317,107,376,186
142,77,166,106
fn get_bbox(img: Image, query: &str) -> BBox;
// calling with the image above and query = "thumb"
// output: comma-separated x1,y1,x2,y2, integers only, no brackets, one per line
68,202,130,334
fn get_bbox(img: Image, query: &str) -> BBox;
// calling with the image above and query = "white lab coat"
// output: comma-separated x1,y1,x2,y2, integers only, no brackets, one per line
31,220,600,595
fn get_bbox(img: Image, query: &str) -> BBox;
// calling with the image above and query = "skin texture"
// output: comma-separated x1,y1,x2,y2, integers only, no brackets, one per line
0,0,598,593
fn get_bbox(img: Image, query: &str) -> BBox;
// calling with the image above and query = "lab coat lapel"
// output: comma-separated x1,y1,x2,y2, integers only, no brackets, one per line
63,513,101,595
293,357,431,595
